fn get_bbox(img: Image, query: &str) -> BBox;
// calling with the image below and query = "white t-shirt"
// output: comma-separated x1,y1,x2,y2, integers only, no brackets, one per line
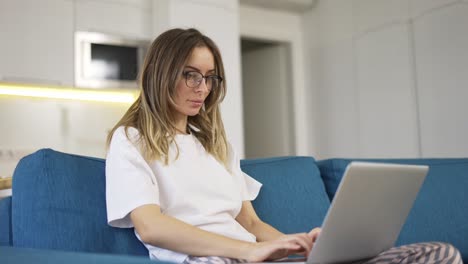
105,126,262,263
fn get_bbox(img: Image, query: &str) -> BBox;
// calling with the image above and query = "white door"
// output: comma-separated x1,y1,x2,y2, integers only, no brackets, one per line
241,41,295,158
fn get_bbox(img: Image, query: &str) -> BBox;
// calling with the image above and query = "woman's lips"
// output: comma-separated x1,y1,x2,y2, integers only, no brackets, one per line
189,100,203,107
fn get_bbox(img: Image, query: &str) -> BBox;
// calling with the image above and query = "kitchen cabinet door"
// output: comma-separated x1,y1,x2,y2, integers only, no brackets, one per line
0,0,74,86
74,0,152,40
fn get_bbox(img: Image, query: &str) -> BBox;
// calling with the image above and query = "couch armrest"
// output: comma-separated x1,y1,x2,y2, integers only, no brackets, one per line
0,197,12,246
0,178,12,190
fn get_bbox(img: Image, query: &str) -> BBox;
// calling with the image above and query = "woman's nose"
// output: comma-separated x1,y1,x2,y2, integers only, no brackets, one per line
195,78,210,93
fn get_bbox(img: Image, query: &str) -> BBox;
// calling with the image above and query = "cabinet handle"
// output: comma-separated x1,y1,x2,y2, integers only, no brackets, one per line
0,76,63,86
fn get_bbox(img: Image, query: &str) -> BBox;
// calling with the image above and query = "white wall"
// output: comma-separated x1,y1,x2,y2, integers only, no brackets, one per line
303,0,468,159
302,0,358,159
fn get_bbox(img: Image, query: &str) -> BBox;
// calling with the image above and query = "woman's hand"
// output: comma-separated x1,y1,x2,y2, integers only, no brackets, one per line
308,227,321,243
298,227,321,256
285,228,322,257
245,229,321,262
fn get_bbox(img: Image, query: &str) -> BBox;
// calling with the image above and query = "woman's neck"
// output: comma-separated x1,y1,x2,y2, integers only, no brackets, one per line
174,117,189,135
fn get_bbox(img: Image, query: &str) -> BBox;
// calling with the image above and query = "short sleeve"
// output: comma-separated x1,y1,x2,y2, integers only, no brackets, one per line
228,143,262,201
105,126,160,228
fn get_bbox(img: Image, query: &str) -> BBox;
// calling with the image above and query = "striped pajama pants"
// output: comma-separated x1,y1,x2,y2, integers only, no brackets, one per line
182,242,463,264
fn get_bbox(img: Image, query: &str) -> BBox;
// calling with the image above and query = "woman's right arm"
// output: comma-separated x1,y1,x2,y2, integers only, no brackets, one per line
130,204,303,262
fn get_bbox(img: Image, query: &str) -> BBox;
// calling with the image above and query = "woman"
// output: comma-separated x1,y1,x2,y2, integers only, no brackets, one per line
105,28,462,264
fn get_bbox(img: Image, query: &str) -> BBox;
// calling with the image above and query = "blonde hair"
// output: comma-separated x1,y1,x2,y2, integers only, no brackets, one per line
106,28,229,168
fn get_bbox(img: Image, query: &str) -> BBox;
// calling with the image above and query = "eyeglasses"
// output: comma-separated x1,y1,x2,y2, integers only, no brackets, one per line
182,71,223,91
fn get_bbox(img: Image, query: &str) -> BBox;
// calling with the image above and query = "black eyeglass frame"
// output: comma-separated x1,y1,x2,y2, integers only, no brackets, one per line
182,71,223,90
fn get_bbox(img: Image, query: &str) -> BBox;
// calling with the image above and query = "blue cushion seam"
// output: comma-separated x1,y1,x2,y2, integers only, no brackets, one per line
241,157,314,167
358,159,466,166
329,160,338,199
54,150,104,163
424,161,468,166
318,158,468,166
42,149,104,164
66,153,104,163
242,157,311,166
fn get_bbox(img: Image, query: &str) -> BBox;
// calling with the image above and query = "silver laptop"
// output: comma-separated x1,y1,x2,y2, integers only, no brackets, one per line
266,161,428,264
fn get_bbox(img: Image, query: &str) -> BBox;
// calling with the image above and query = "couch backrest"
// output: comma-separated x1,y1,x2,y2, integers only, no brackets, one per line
317,158,468,262
11,149,333,255
11,149,147,255
0,196,12,246
241,157,330,234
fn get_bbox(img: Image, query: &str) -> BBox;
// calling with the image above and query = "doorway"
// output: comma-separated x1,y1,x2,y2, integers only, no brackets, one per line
241,37,295,159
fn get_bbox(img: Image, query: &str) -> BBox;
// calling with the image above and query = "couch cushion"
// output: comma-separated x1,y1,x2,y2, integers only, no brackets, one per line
241,157,330,234
317,158,468,262
0,196,12,246
11,149,147,255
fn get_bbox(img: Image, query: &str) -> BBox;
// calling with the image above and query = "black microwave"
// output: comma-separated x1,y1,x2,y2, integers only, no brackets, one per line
74,31,149,89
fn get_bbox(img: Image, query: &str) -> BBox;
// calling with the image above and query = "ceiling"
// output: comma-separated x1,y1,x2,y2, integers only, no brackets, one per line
239,0,317,13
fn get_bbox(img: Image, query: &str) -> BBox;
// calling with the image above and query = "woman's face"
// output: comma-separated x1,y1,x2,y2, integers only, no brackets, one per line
172,46,215,121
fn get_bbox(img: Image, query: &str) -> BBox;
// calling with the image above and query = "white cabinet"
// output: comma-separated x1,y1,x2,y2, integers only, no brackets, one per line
0,0,74,86
74,0,152,39
0,0,152,88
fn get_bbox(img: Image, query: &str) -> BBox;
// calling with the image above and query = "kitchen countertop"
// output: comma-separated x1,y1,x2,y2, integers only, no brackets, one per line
0,177,12,190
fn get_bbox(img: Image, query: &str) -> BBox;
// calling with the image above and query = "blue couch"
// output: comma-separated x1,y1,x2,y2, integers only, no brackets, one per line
0,149,467,263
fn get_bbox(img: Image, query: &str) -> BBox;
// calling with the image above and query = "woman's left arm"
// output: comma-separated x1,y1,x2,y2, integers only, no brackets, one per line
235,201,284,242
236,201,321,258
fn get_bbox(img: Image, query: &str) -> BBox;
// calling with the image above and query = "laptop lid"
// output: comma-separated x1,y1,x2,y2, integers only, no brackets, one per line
307,162,428,264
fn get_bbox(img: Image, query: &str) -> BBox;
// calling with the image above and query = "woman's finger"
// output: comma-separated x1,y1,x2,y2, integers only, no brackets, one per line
308,228,321,242
282,234,313,254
